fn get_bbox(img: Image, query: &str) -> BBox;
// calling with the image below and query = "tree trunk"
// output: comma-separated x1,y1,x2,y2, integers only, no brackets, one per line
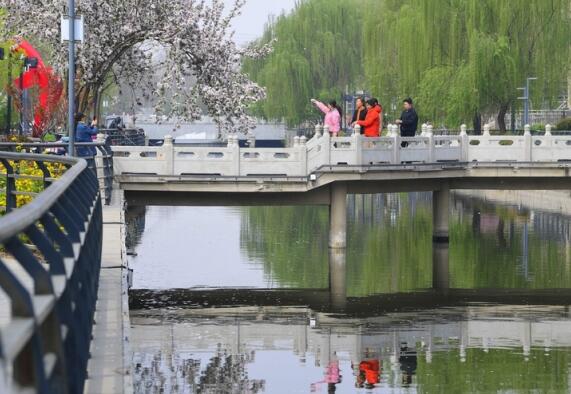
497,104,509,133
473,112,482,135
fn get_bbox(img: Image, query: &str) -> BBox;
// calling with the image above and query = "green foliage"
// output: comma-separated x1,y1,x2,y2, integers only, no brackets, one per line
243,0,366,127
556,118,571,131
363,0,571,128
417,348,570,393
244,0,570,129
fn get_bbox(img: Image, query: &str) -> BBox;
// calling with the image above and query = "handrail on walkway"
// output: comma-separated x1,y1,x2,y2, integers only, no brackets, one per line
0,136,114,205
0,151,102,393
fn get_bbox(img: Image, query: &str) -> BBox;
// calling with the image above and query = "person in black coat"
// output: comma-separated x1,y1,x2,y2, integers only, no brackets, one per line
396,98,419,147
350,97,368,133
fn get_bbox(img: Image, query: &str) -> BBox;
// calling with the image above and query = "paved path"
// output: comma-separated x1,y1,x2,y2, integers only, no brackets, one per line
84,190,133,393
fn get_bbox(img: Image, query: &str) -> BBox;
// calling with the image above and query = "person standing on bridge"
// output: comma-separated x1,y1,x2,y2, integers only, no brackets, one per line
350,97,368,133
356,98,382,137
311,99,342,136
396,98,419,147
74,112,99,169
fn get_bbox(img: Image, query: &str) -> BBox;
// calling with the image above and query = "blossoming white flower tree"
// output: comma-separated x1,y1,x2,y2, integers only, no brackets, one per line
1,0,272,134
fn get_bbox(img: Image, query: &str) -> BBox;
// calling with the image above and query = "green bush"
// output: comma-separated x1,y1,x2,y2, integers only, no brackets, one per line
556,118,571,131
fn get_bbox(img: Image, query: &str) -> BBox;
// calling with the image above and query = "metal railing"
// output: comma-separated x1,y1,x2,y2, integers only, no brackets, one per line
0,152,102,393
0,139,114,205
98,128,146,146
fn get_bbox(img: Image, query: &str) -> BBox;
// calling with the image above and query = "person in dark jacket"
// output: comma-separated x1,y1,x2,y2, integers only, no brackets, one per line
350,97,368,133
396,98,419,147
75,112,98,158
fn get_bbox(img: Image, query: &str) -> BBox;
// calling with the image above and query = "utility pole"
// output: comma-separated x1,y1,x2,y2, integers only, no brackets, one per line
68,0,76,156
5,52,12,135
517,77,537,129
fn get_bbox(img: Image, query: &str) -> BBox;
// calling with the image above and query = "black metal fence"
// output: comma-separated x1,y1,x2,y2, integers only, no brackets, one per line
0,152,102,393
0,140,114,206
99,128,145,146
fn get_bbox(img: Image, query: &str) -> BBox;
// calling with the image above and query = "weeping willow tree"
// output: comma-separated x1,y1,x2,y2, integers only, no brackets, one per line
364,0,571,131
243,0,366,127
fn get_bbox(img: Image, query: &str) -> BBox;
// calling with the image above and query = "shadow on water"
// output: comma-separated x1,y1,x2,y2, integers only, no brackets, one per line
128,192,571,393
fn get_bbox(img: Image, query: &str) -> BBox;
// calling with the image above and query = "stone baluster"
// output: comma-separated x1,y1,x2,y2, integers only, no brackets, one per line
163,135,174,175
545,124,552,136
299,136,308,176
315,124,323,138
460,124,469,161
483,124,491,137
353,124,361,136
524,124,532,161
421,123,428,137
226,134,240,176
322,125,331,165
427,125,435,163
353,129,363,166
389,125,400,164
294,136,300,147
247,131,256,148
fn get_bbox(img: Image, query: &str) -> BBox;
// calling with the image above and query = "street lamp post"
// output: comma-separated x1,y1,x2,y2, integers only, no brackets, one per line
19,56,38,136
68,0,76,156
517,77,537,129
6,52,12,135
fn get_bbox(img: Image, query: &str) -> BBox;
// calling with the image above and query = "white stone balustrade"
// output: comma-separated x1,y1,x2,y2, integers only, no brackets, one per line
111,126,571,178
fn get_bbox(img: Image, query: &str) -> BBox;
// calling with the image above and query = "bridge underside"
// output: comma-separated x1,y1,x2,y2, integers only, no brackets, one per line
121,164,571,206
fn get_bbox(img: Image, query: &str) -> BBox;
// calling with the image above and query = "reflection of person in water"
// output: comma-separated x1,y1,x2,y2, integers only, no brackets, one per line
399,343,417,387
355,359,380,389
311,358,342,393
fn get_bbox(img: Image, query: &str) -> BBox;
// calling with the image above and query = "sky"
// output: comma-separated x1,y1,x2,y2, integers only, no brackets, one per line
226,0,298,44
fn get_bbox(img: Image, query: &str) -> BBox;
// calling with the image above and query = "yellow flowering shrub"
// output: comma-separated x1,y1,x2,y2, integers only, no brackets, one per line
0,159,68,214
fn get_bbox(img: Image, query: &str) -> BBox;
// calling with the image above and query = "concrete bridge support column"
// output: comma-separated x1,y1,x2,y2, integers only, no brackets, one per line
329,183,347,249
329,249,347,311
433,186,450,243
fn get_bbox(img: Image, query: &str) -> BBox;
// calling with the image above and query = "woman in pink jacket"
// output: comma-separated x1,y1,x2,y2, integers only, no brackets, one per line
311,99,342,136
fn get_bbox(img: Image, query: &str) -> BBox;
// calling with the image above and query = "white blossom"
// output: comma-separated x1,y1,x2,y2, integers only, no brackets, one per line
1,0,272,134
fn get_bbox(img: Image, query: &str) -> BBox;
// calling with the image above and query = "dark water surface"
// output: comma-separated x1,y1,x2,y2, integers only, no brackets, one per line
128,193,571,393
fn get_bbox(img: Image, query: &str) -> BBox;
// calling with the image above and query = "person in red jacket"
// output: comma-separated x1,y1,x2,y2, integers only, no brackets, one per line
357,98,383,137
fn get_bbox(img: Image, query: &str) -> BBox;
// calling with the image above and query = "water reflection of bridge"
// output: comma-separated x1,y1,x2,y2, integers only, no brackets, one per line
131,300,571,392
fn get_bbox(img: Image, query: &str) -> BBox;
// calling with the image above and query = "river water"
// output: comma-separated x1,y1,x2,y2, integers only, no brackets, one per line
127,192,571,393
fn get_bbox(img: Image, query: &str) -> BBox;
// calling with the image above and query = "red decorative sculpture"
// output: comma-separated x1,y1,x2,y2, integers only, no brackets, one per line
11,38,63,137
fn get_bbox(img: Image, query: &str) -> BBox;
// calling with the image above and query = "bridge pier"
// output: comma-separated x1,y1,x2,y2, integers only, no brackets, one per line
329,249,347,311
433,242,450,290
433,186,450,243
329,183,348,249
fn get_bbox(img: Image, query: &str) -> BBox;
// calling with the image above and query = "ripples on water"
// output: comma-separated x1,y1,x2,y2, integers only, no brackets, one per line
128,192,571,393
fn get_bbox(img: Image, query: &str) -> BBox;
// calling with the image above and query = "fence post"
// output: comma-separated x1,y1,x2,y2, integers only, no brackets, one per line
299,136,308,176
421,123,428,137
460,124,469,161
524,124,532,161
353,130,363,166
390,124,400,164
315,124,323,139
227,134,241,176
1,159,16,212
545,124,552,137
427,125,435,163
247,131,256,148
162,135,174,175
483,124,491,137
323,126,331,166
